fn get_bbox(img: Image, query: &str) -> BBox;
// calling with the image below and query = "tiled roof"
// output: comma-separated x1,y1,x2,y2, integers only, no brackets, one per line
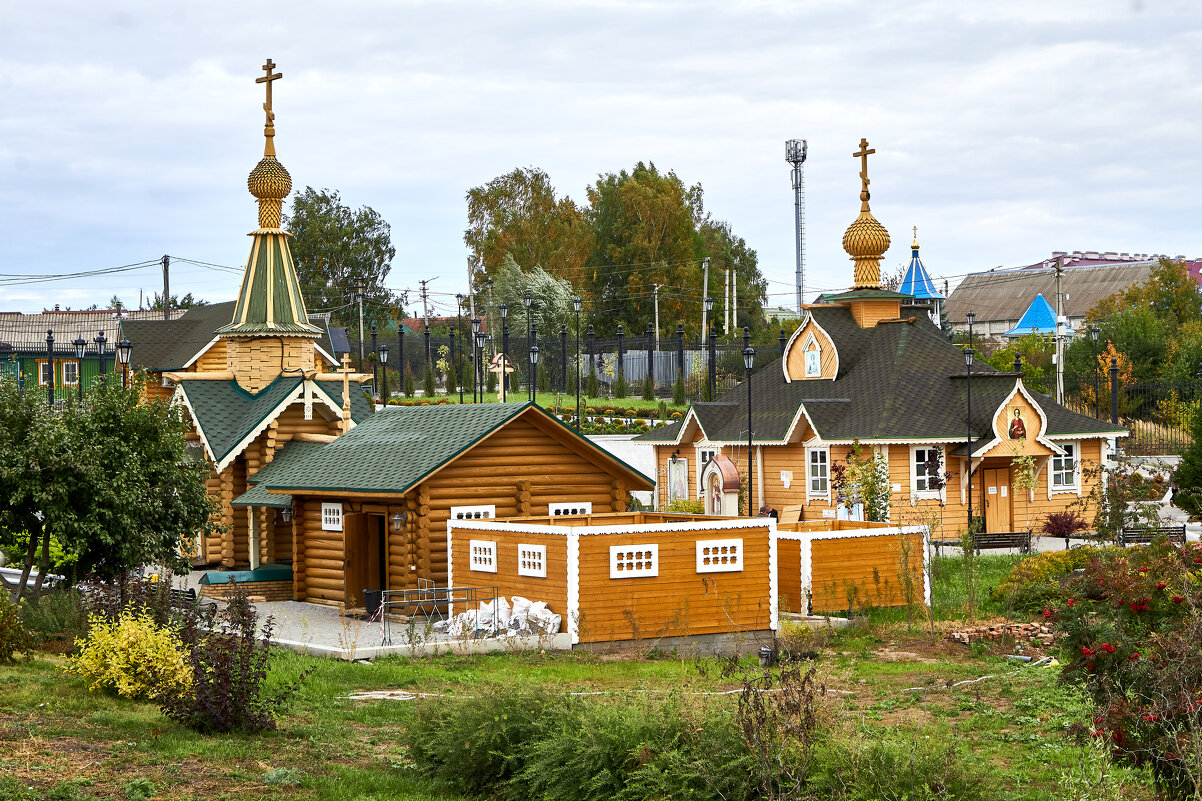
259,402,653,496
1003,294,1068,337
946,261,1155,324
0,308,180,355
178,375,305,465
898,247,944,301
635,305,1125,446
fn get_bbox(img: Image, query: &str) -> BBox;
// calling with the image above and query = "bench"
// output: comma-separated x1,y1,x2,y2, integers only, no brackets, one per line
1118,525,1186,547
970,530,1032,555
170,587,217,614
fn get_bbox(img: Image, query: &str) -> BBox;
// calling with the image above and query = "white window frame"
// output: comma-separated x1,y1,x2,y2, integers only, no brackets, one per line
548,501,592,517
696,447,717,497
696,538,744,573
609,544,659,578
469,540,498,573
61,360,79,386
909,445,943,501
451,505,496,520
38,360,53,387
517,543,547,577
807,446,830,499
321,502,343,531
1049,441,1080,497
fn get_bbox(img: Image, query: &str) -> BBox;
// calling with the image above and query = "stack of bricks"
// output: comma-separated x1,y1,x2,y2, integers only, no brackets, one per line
948,622,1054,646
200,580,292,602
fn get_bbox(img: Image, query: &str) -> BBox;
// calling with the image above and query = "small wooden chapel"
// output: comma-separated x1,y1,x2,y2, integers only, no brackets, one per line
639,139,1127,539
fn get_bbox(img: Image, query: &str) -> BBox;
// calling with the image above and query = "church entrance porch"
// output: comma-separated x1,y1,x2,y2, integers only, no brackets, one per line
343,513,387,613
980,466,1013,533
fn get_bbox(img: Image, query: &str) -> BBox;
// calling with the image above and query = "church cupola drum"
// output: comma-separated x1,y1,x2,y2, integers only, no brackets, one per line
217,59,321,347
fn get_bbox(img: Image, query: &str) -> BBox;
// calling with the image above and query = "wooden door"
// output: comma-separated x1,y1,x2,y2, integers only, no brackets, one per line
343,513,368,608
981,468,1012,532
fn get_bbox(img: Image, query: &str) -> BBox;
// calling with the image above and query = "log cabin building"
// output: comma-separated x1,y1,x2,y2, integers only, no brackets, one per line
638,139,1127,540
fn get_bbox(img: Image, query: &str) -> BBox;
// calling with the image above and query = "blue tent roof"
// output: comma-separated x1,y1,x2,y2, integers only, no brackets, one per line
1003,293,1071,337
898,245,944,301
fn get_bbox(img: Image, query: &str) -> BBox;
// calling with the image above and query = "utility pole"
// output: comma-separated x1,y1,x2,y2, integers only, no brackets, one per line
1055,260,1065,404
356,282,365,371
161,254,170,320
732,257,739,334
700,257,710,338
723,265,730,334
466,258,476,321
653,284,662,349
786,139,808,312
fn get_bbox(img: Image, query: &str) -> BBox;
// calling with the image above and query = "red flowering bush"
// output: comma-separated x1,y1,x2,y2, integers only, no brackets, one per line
1050,539,1202,799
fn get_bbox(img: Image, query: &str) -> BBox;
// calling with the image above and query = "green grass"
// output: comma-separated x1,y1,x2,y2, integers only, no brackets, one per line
389,391,686,413
861,553,1023,625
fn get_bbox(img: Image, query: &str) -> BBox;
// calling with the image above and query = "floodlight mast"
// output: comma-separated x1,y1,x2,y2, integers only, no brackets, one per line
785,138,808,313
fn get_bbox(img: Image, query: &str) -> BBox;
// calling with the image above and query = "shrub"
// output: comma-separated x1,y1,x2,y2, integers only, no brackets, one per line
157,594,309,733
613,373,628,399
0,591,34,662
810,734,990,800
641,373,654,401
990,546,1121,612
657,400,669,420
1042,510,1090,541
586,369,599,399
663,498,704,514
1051,540,1202,798
422,365,436,397
66,610,192,699
403,365,415,397
19,587,87,645
486,367,498,393
673,372,685,405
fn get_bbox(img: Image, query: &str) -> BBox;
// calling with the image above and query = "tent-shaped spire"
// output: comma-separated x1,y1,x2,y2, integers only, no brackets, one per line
1004,293,1071,338
897,228,944,301
217,59,320,340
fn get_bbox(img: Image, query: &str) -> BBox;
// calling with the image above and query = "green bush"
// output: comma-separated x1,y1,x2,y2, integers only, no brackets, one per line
613,373,628,399
422,364,436,397
673,372,685,405
0,591,34,662
990,546,1122,612
663,498,704,514
641,373,654,401
65,610,192,699
586,369,599,399
19,588,87,644
402,366,415,397
810,735,990,800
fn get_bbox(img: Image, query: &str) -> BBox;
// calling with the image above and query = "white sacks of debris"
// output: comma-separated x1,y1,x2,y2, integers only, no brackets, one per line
441,595,561,639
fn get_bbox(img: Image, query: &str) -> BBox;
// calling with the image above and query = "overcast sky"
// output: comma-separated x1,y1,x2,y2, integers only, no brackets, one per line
1,0,1199,317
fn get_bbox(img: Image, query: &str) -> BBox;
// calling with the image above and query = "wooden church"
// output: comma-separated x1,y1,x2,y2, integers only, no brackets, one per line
639,139,1126,539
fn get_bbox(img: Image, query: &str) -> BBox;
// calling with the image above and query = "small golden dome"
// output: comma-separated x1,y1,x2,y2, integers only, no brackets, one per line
248,155,292,200
842,209,891,262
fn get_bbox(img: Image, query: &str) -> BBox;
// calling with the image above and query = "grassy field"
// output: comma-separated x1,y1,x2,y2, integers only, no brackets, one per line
0,555,1158,800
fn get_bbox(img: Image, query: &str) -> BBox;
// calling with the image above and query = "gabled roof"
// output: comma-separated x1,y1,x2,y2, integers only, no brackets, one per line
946,261,1155,324
0,308,179,356
258,402,653,496
898,245,944,301
175,374,372,470
636,304,1125,447
1003,294,1069,337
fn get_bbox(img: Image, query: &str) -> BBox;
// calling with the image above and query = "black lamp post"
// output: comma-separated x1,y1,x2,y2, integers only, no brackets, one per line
616,324,624,391
524,291,533,400
676,323,685,385
587,324,595,376
45,330,54,406
370,322,378,397
779,329,787,356
500,304,509,402
378,343,389,402
1090,325,1101,419
397,324,404,391
704,297,715,400
116,339,132,388
455,294,465,404
573,297,582,432
94,330,107,380
475,329,486,402
529,345,540,406
965,344,975,534
72,335,87,401
966,310,976,352
646,323,655,393
744,346,756,515
471,317,482,403
560,323,568,393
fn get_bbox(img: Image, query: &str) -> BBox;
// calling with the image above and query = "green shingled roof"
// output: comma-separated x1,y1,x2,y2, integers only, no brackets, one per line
635,305,1126,446
232,441,324,508
216,232,321,338
259,401,652,496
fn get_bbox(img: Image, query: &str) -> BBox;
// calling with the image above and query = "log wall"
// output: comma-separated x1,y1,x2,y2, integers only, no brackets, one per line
807,531,925,613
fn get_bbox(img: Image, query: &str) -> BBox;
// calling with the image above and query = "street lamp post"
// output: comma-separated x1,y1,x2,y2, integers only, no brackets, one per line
529,345,540,406
475,330,486,403
616,325,624,393
116,339,132,388
455,294,465,404
1090,326,1101,419
965,345,975,535
744,346,756,515
573,298,582,432
560,323,567,393
378,343,389,403
779,329,787,356
370,322,378,397
704,297,715,400
397,325,404,393
94,330,107,380
646,323,655,395
45,330,54,407
676,323,685,387
72,336,87,402
500,304,509,402
471,317,482,403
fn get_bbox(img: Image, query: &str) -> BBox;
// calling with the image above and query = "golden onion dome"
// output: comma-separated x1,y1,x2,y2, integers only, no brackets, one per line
842,192,890,261
248,155,292,200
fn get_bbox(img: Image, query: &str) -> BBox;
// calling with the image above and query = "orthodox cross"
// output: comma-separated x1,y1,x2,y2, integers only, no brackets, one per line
338,352,354,429
852,137,875,195
256,59,282,127
913,225,918,241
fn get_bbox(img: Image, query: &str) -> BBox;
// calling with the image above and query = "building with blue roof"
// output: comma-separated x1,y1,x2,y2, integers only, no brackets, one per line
1003,293,1073,338
897,228,945,320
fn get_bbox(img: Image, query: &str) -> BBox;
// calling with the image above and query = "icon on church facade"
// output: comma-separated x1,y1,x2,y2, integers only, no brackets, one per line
1008,408,1027,439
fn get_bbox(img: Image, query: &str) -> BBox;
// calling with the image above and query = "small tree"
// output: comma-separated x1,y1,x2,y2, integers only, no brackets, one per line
1080,453,1163,542
379,363,391,403
403,365,416,398
1172,402,1202,518
832,439,891,523
422,364,436,398
486,368,498,394
673,371,685,405
642,373,655,401
613,372,628,400
586,369,599,399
